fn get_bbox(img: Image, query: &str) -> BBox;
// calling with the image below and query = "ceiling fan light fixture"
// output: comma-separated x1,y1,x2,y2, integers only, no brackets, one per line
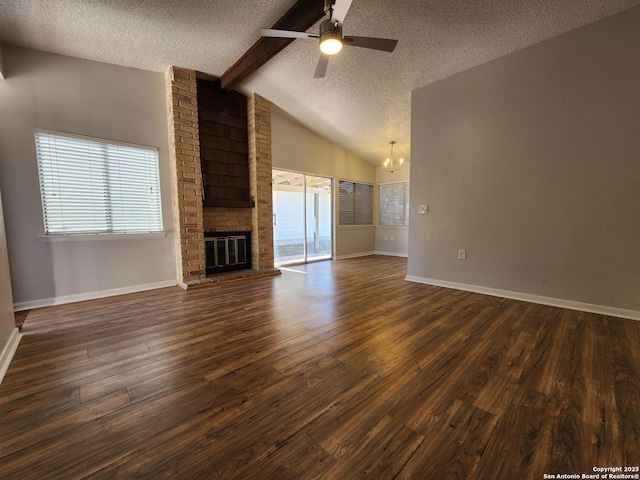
320,36,343,55
319,18,343,55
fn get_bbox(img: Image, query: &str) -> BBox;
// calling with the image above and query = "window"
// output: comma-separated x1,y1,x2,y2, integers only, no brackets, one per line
379,181,410,226
34,130,162,235
339,180,373,226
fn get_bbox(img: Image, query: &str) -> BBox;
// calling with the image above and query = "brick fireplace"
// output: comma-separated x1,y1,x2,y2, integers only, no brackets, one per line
165,67,277,288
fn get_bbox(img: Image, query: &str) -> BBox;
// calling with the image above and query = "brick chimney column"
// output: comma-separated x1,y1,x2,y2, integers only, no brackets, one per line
165,67,206,285
247,93,274,270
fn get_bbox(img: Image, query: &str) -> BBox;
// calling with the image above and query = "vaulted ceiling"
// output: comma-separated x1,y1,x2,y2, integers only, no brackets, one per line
1,0,638,165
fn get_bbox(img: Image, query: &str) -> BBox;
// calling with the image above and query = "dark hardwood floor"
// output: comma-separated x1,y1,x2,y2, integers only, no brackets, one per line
1,256,639,479
13,309,29,331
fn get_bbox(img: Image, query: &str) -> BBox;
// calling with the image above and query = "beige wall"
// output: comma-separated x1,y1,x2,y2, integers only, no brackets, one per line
0,188,16,356
408,6,640,314
0,46,176,308
271,108,376,258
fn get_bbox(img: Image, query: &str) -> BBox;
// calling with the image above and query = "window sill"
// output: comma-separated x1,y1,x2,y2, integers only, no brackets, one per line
338,225,375,228
40,232,169,243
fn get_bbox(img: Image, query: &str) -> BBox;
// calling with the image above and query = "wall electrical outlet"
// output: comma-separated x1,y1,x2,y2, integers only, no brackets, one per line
419,204,429,214
458,249,466,260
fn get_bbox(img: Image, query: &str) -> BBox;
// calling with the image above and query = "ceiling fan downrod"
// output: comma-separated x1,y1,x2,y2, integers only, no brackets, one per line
324,0,335,17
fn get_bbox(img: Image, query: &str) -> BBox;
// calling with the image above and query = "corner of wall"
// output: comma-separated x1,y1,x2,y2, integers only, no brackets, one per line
0,328,21,385
0,44,5,79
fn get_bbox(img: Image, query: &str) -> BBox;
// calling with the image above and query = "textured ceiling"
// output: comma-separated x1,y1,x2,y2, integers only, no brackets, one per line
1,0,639,165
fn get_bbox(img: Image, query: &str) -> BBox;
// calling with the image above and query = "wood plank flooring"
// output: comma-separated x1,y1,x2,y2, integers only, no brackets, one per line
13,310,29,331
1,255,639,479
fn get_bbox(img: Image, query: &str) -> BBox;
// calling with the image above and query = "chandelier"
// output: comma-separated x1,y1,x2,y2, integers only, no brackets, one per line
383,141,404,173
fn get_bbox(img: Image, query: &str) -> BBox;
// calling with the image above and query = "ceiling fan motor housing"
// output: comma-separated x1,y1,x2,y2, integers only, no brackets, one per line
319,18,343,46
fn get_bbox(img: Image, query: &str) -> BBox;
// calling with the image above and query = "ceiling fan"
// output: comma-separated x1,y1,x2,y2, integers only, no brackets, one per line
261,0,398,78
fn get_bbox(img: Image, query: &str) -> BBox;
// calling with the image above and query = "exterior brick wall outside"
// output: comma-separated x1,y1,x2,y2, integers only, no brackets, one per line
165,67,206,284
248,93,275,270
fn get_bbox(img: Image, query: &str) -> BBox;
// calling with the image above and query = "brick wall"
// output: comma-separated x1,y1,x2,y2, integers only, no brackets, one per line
248,93,275,270
165,67,206,284
203,208,253,232
166,69,275,284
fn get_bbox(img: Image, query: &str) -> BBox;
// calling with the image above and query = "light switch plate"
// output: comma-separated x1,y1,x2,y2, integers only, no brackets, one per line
419,204,429,214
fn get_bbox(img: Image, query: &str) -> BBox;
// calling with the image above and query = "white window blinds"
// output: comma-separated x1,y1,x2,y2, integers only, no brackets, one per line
379,181,410,226
339,180,373,225
34,131,163,235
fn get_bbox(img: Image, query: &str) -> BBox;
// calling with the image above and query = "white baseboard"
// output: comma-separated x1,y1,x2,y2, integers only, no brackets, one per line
0,328,22,385
374,251,409,258
13,280,177,311
335,251,376,260
405,275,640,321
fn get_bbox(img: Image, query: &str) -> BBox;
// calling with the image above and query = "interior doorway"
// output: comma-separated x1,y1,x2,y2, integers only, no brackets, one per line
272,169,333,265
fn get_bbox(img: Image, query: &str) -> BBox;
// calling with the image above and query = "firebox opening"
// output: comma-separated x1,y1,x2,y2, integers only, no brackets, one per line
204,231,252,275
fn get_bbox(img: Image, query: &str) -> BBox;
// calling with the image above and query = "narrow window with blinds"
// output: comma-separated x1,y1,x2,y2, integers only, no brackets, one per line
379,181,410,226
34,130,163,235
338,180,373,226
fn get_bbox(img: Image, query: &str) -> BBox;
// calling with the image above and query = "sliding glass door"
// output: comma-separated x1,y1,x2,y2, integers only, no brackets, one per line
272,169,332,265
272,170,305,264
305,175,332,261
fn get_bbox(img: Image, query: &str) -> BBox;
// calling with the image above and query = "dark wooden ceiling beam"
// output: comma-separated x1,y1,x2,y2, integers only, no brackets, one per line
218,0,325,91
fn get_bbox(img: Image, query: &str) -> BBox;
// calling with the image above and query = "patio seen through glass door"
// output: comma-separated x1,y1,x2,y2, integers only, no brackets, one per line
272,169,332,265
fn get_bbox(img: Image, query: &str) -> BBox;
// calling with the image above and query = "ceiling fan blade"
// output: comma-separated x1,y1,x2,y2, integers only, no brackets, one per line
314,54,330,78
331,0,354,24
343,36,398,52
260,28,318,39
